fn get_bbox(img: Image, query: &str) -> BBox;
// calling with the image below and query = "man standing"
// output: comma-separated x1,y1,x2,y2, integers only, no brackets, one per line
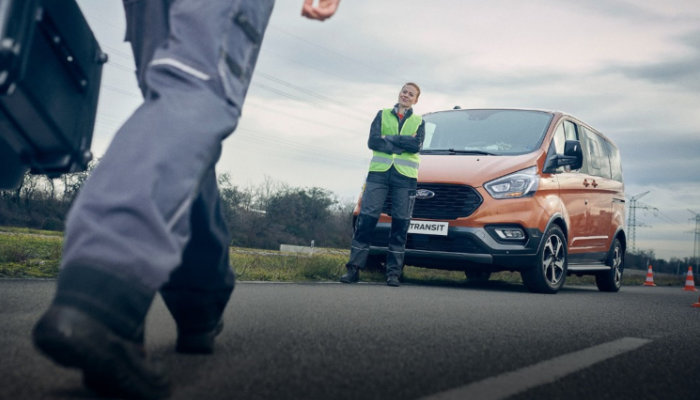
32,1,340,399
340,83,425,287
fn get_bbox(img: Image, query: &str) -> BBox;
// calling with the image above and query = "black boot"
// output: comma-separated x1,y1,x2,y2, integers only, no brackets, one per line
176,319,224,354
386,275,400,287
33,265,168,399
33,305,170,399
340,264,360,283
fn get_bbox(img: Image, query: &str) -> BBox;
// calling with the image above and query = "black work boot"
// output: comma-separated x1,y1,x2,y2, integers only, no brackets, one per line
340,265,360,283
176,319,224,354
386,275,400,287
33,305,170,399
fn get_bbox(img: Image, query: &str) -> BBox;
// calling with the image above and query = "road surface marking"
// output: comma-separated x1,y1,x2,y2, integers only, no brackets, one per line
424,337,652,400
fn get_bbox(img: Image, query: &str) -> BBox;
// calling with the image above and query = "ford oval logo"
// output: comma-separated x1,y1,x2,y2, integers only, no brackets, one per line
416,189,435,200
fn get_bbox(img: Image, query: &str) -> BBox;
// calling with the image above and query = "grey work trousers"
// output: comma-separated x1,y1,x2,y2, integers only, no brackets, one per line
348,167,417,277
53,0,274,340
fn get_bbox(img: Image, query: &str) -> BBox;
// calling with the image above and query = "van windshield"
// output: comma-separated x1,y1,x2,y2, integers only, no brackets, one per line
421,109,553,155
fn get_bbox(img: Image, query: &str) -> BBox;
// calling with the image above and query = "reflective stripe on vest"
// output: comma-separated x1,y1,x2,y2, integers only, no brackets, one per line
369,108,422,178
370,155,418,169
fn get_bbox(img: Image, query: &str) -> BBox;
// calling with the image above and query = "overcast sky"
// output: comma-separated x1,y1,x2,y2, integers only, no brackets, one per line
76,0,700,261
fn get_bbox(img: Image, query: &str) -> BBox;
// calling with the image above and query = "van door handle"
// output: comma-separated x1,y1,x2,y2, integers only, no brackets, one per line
583,179,590,187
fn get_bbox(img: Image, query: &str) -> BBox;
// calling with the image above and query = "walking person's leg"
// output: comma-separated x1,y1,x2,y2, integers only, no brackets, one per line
160,169,235,354
33,1,274,398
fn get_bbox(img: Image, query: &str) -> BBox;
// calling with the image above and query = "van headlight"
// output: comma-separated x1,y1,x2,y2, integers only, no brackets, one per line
484,166,539,199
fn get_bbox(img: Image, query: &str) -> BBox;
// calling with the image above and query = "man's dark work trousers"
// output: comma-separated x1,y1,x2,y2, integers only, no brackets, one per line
348,166,416,277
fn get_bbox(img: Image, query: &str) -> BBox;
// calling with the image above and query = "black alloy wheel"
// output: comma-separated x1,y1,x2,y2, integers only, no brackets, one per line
595,238,624,292
521,225,568,294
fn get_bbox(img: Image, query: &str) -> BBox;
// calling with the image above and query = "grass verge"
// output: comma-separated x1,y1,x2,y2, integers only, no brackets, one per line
0,232,62,278
0,229,690,288
0,226,63,237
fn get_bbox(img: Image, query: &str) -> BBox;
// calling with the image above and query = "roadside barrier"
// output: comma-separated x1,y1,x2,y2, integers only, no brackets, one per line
642,265,656,287
231,248,349,257
683,266,697,292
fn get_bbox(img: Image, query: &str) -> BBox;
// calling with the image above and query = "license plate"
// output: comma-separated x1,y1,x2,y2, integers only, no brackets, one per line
408,220,448,236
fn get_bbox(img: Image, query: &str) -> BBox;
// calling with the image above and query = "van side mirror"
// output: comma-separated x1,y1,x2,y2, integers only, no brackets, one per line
559,140,583,170
543,139,583,173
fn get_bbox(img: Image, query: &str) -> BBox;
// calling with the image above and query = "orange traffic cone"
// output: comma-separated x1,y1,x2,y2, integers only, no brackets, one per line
643,265,656,287
683,267,697,292
693,294,700,308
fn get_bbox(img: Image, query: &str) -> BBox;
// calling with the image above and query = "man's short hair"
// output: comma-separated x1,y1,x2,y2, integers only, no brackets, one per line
404,82,421,100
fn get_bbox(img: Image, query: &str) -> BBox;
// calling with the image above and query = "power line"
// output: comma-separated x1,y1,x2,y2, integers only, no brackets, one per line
103,55,139,74
253,81,311,103
232,127,366,168
256,72,366,118
268,25,408,83
101,45,133,61
101,84,141,99
244,101,364,136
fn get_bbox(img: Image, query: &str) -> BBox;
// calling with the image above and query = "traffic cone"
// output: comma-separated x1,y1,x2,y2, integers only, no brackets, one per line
693,294,700,308
683,267,697,292
643,265,656,287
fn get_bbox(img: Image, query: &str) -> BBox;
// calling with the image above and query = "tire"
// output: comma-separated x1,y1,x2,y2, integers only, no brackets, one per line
521,225,567,294
465,270,491,283
595,238,624,292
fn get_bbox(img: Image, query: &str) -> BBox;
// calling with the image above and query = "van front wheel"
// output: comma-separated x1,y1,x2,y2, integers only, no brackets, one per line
521,225,567,294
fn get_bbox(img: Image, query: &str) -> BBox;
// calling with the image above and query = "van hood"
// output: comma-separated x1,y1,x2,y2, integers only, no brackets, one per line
417,152,542,187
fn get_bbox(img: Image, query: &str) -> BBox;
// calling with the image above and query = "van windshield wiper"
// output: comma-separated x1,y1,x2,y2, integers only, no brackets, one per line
422,148,496,155
450,148,496,155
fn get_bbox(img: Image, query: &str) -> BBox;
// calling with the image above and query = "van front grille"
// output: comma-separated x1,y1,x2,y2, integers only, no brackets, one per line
407,234,485,253
383,183,482,220
370,229,486,253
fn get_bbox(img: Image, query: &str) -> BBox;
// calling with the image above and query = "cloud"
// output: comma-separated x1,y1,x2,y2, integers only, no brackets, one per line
605,30,700,90
623,58,700,90
616,132,700,185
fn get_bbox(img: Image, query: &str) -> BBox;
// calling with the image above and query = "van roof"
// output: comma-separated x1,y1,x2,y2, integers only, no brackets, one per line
425,107,561,117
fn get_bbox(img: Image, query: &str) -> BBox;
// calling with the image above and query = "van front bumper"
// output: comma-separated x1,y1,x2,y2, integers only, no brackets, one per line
369,224,543,271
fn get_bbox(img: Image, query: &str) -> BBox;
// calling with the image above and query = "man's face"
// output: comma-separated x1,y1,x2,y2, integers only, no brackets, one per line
397,85,419,108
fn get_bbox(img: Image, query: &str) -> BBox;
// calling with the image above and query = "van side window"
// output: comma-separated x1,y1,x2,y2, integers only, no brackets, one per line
424,122,437,148
563,121,578,141
604,139,623,182
547,121,582,173
552,120,579,155
583,127,612,179
552,124,566,155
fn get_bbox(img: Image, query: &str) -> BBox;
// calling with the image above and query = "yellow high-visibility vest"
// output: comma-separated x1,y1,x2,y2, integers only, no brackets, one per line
369,108,422,178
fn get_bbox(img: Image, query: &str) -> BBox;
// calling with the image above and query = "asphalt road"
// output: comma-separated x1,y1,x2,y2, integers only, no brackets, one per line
1,278,699,399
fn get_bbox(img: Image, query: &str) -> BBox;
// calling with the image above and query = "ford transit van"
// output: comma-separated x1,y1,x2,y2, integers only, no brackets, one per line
357,108,626,294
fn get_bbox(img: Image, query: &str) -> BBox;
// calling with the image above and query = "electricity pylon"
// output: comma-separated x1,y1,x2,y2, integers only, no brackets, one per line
627,191,657,253
690,209,700,275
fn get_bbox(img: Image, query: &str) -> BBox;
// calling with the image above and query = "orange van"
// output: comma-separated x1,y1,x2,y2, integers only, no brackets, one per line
356,108,626,294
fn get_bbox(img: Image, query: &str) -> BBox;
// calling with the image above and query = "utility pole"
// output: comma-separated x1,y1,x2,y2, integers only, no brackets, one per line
627,191,656,253
689,209,700,276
